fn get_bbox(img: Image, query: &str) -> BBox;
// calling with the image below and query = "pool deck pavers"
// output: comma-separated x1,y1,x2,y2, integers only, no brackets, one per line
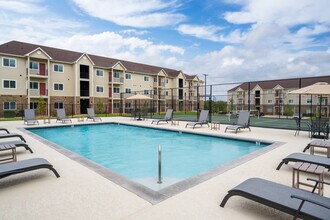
0,117,329,220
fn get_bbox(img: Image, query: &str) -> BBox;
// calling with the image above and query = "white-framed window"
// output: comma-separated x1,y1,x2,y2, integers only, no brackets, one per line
166,79,168,83
3,101,16,110
2,57,16,68
144,76,149,82
267,108,272,113
113,87,120,93
29,61,39,70
125,88,131,94
96,86,104,93
3,80,16,89
54,102,64,109
165,91,169,96
267,100,273,104
306,108,312,114
54,83,64,91
125,102,132,108
306,99,312,104
125,73,131,80
267,90,272,94
29,82,39,90
144,90,149,95
154,78,157,82
96,69,104,77
113,102,120,109
288,99,294,104
54,64,64,73
30,102,38,109
113,71,120,78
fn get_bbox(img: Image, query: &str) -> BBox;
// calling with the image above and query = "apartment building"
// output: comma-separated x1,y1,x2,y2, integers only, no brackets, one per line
227,76,330,117
0,41,203,116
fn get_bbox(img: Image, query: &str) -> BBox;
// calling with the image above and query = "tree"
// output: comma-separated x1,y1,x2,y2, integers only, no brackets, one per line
37,97,46,116
96,100,104,114
284,105,294,118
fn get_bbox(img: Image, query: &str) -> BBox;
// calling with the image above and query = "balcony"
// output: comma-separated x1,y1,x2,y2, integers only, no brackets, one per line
27,68,48,77
80,72,89,79
80,90,89,97
29,89,48,97
153,81,165,87
112,93,121,99
158,95,165,100
112,77,124,84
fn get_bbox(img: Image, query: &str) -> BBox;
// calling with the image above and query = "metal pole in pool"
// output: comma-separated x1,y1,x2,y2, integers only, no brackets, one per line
157,144,162,184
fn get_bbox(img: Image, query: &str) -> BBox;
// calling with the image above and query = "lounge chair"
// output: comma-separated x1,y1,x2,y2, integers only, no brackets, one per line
0,128,9,134
220,177,330,220
276,153,330,170
87,108,102,122
0,133,26,142
56,109,72,123
0,140,33,153
303,140,330,157
24,109,39,125
151,109,173,125
225,111,251,134
0,158,60,179
185,110,209,129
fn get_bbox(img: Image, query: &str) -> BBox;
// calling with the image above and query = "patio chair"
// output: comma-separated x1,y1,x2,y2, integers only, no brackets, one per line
0,158,60,179
310,120,329,140
0,140,33,153
225,111,251,134
56,109,72,123
303,140,330,157
220,177,330,220
151,109,173,125
185,110,209,129
0,128,9,134
86,108,102,122
24,109,39,125
0,133,26,143
276,153,330,170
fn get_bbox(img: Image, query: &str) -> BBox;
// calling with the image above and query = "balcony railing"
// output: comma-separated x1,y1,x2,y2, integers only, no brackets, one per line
112,93,121,99
80,90,89,97
29,89,48,96
27,68,49,76
113,77,124,83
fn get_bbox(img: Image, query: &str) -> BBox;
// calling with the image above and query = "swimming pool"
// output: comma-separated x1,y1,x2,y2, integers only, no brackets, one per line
28,123,269,191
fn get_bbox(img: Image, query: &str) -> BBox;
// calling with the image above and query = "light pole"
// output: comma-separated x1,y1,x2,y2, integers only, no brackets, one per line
203,74,208,104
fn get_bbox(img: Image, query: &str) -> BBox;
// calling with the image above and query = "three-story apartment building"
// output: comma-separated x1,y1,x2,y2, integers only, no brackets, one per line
227,76,330,117
0,41,203,116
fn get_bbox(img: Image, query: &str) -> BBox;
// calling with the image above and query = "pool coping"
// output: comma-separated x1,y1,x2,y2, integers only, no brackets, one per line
20,122,284,204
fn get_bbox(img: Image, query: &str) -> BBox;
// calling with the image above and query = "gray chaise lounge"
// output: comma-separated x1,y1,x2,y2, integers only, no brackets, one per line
276,153,330,170
0,133,26,142
225,111,251,134
56,109,72,123
24,109,39,125
151,109,173,125
220,178,330,220
0,158,60,179
87,108,102,122
303,140,330,156
0,128,9,134
0,140,33,153
185,110,209,129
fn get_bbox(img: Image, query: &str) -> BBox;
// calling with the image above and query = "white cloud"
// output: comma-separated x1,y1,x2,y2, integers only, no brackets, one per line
71,0,186,28
177,24,246,43
120,29,149,36
0,0,46,14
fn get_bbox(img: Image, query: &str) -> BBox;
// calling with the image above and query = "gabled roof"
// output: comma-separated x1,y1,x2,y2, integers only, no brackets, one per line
0,40,197,78
228,76,330,92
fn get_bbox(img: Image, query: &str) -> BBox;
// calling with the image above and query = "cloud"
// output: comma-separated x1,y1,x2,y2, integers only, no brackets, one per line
71,0,186,28
177,24,246,43
0,0,46,14
119,29,149,36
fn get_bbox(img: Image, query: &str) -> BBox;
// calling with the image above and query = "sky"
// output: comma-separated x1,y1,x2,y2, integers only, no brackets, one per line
0,0,329,95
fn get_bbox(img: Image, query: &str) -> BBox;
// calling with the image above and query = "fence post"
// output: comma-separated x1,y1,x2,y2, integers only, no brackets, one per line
209,85,212,122
72,103,74,118
248,82,251,111
21,104,24,120
298,78,302,126
197,84,200,121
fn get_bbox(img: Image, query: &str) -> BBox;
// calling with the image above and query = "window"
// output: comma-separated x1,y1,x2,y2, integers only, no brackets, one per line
125,103,131,108
288,99,294,104
30,102,38,109
54,102,64,109
154,78,157,82
113,72,120,78
166,79,168,83
2,58,16,67
113,87,120,93
29,82,38,90
3,101,16,110
114,103,120,109
144,90,149,95
3,80,16,89
267,100,273,104
165,91,169,96
96,86,104,93
125,88,131,94
96,69,104,77
125,73,131,80
29,61,39,70
267,90,272,94
54,83,64,91
144,76,149,82
306,108,312,114
54,64,64,73
306,99,312,104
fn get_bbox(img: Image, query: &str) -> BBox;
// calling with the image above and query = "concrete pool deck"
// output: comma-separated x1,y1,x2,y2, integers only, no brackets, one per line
0,117,329,219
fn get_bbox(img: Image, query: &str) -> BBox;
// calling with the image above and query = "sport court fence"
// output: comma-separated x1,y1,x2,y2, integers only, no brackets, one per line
1,77,328,132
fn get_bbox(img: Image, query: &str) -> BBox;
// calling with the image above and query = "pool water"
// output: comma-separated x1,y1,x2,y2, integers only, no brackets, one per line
29,123,267,190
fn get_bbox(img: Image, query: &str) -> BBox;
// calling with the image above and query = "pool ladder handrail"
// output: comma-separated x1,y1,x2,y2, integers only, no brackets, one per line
158,144,162,184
